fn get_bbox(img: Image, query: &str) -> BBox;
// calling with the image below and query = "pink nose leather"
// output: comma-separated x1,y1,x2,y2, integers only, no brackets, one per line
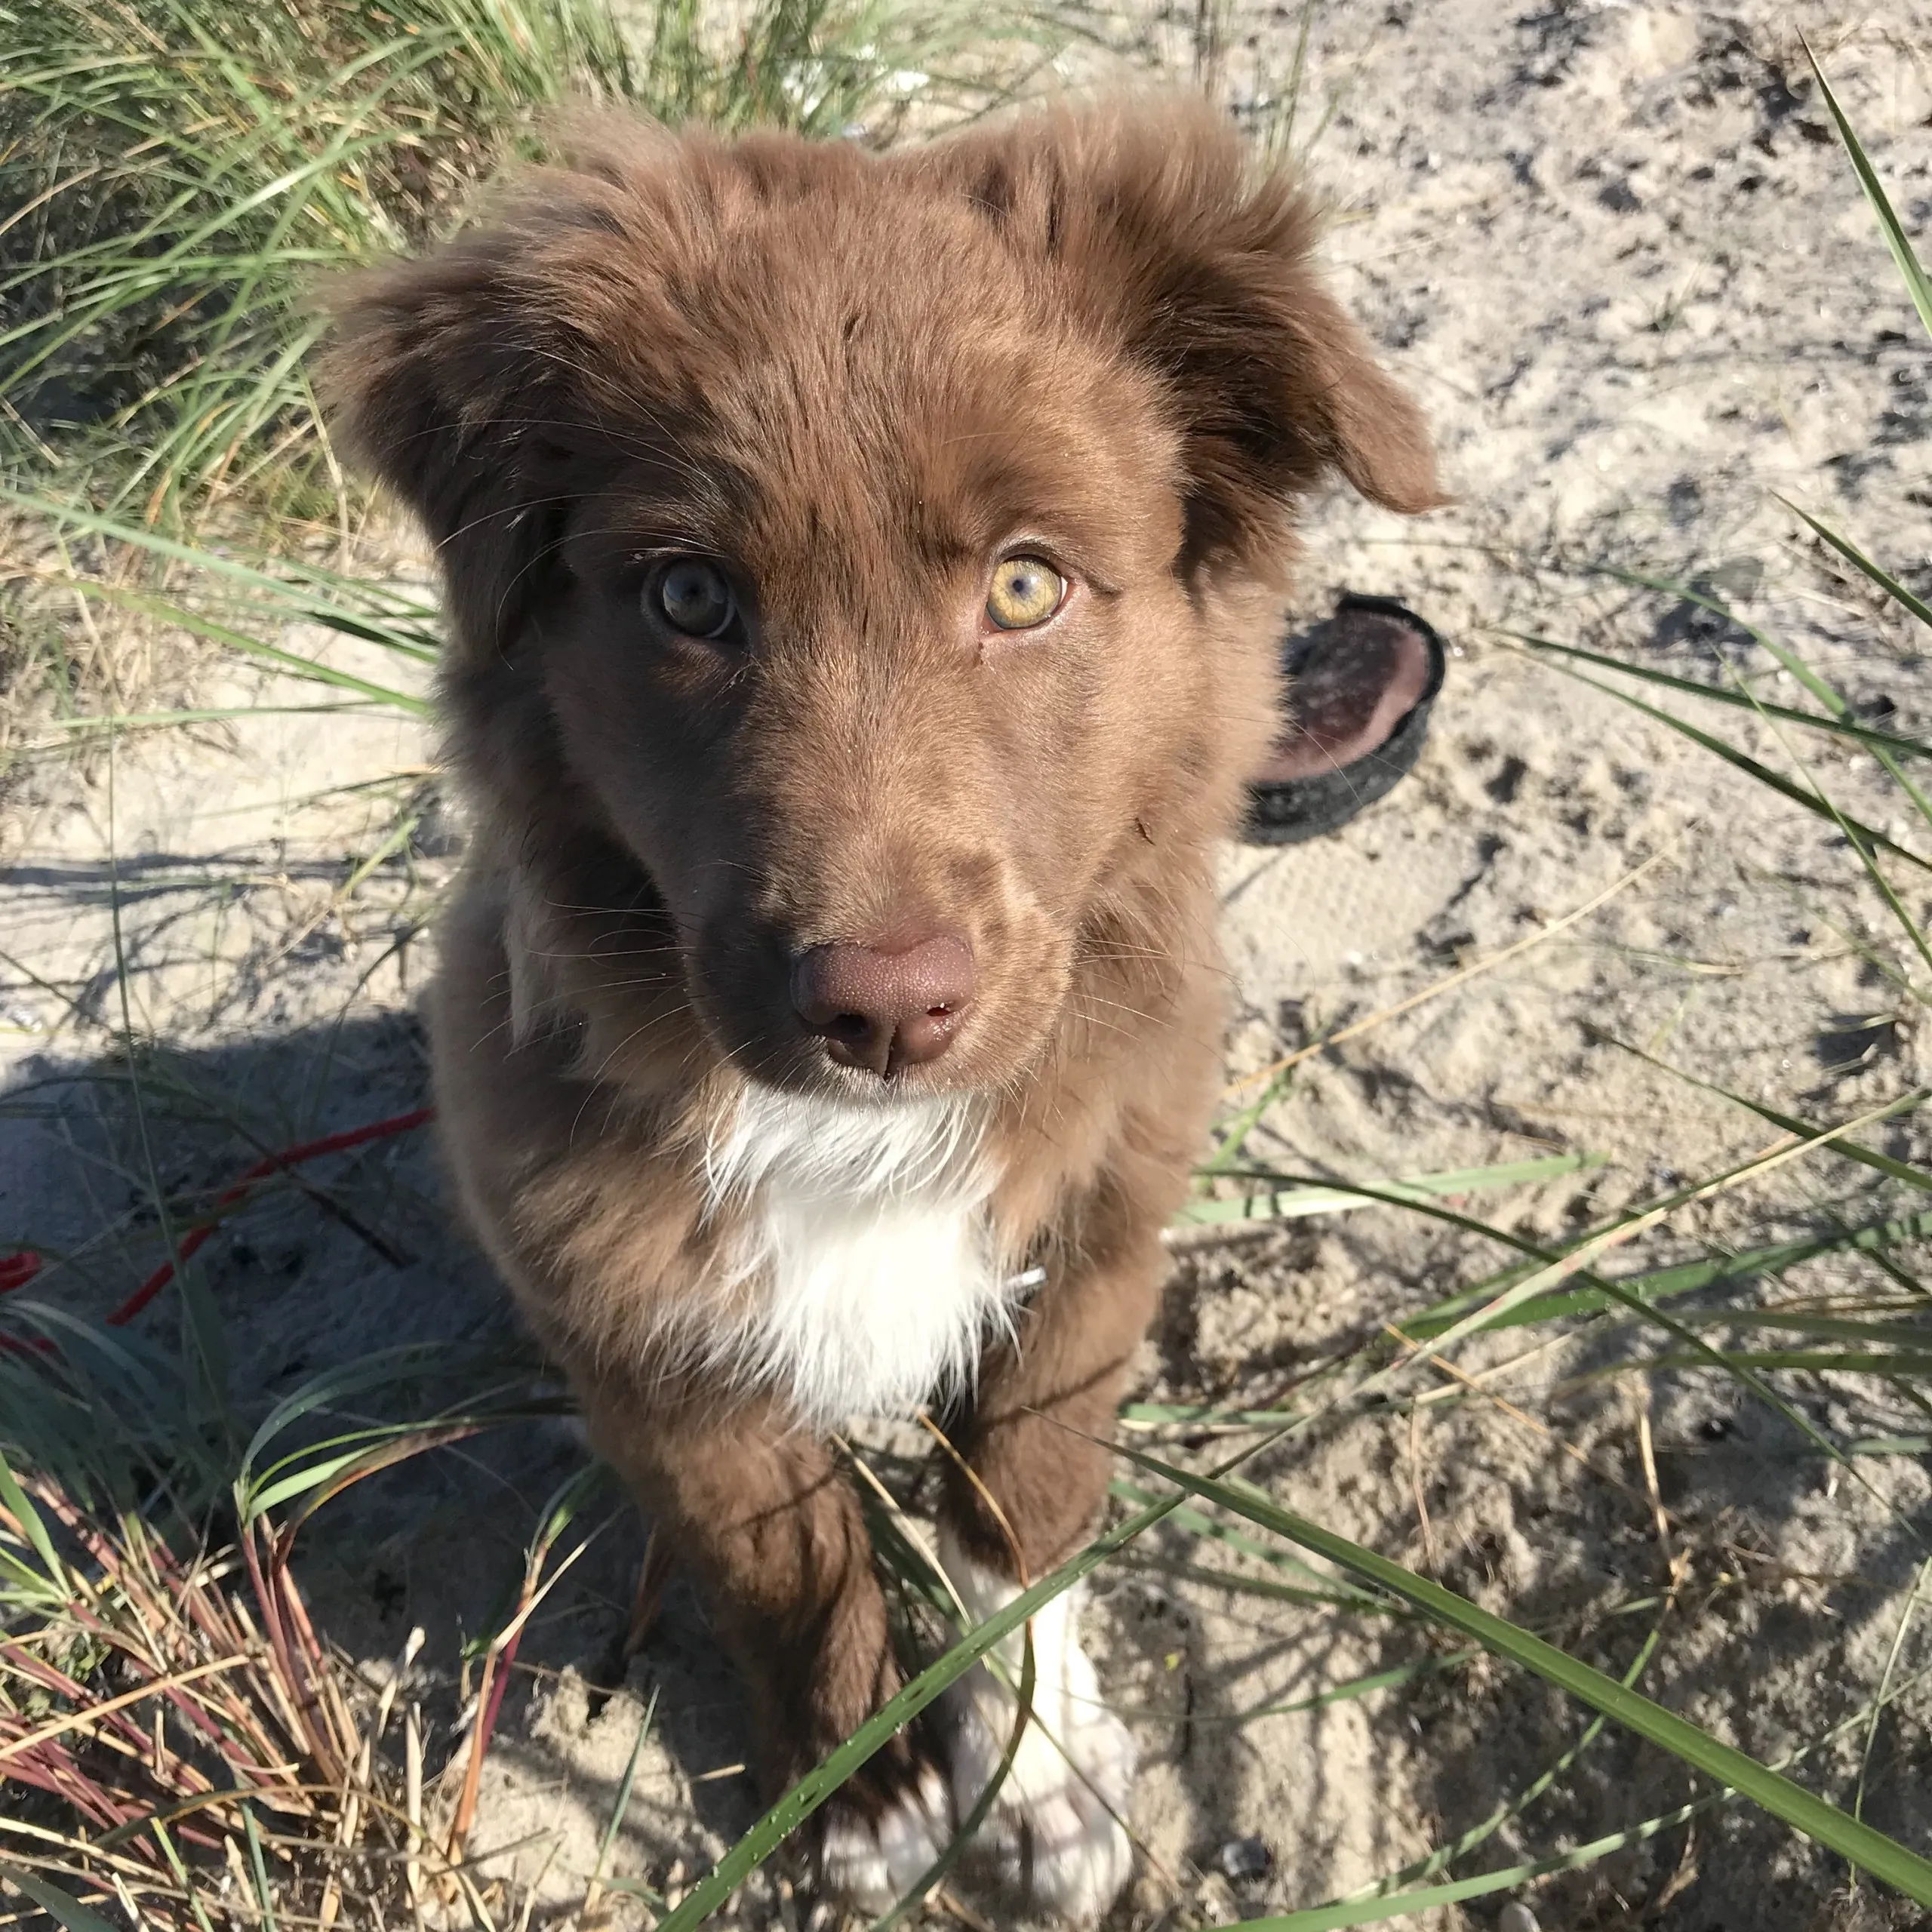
790,934,976,1078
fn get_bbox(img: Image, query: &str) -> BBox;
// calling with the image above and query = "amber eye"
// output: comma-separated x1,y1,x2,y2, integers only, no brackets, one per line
654,558,735,639
985,555,1064,631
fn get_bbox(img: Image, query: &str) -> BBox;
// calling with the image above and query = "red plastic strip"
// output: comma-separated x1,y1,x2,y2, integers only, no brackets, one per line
0,1106,435,1332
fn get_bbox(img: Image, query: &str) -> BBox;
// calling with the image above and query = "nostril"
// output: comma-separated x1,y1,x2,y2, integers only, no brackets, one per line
790,934,976,1077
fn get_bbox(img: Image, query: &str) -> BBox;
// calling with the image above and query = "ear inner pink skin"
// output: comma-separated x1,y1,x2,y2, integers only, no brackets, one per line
1253,611,1431,783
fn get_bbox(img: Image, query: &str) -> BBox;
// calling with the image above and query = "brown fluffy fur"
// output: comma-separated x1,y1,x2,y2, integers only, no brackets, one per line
325,94,1438,1903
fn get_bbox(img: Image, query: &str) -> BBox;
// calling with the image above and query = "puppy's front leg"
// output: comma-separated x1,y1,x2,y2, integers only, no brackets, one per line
934,1198,1168,1918
578,1377,949,1908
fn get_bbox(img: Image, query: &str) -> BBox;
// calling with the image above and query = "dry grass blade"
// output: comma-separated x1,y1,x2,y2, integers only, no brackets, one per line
1224,842,1679,1096
444,1461,608,1868
0,1469,420,1930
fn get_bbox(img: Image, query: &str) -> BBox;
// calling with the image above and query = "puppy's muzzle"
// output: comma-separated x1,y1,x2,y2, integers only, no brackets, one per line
790,934,976,1079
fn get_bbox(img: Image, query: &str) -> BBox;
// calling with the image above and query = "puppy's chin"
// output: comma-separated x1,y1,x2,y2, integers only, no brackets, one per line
720,1037,1000,1107
747,1059,973,1107
708,1000,1066,1109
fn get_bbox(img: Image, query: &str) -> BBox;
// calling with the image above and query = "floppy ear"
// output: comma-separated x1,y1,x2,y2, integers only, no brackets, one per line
321,226,577,657
321,122,701,658
923,98,1444,577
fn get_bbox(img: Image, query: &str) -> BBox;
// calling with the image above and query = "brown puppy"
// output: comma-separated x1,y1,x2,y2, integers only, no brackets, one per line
326,97,1437,1919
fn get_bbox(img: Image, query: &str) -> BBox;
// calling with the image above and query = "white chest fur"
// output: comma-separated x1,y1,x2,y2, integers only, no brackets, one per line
699,1087,1014,1430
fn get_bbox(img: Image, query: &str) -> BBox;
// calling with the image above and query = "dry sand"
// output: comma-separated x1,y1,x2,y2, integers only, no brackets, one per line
4,2,1930,1926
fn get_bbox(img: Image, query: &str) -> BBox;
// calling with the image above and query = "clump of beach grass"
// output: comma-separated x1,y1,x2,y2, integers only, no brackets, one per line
0,0,1045,532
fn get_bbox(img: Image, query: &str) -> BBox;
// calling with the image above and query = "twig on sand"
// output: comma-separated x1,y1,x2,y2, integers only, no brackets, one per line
1224,838,1684,1097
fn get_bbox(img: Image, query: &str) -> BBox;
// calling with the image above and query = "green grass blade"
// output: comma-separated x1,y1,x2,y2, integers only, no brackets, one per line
1512,632,1932,758
1174,1153,1600,1227
242,1805,278,1932
1513,1127,1930,1515
1701,615,1932,940
0,1547,66,1601
1592,1348,1932,1379
98,776,232,1432
238,1345,554,1514
1236,1657,1932,1932
1118,1553,1410,1619
1118,1404,1313,1428
1660,1309,1932,1346
34,703,393,728
1782,499,1932,631
1857,1559,1931,1854
1367,1105,1890,1381
1368,1614,1669,1896
1196,1067,1295,1176
866,1617,1036,1930
0,1448,65,1590
1214,1866,1617,1932
1606,568,1845,712
247,1422,488,1520
1407,1208,1932,1340
1599,1035,1931,1197
0,486,441,640
1805,40,1932,340
1115,1445,1932,1908
1191,1648,1478,1728
1551,568,1932,836
59,580,429,714
241,1345,466,1480
588,1687,659,1907
1111,1480,1389,1609
0,1866,122,1932
1538,657,1931,873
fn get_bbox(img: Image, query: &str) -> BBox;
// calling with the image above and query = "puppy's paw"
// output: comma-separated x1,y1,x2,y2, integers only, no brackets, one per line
939,1535,1137,1920
816,1761,951,1912
947,1662,1135,1918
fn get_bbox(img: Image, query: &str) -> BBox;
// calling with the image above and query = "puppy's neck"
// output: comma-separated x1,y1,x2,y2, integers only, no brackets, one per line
697,1084,1017,1431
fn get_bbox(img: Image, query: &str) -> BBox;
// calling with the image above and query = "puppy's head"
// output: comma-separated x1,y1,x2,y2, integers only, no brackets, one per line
327,100,1438,1101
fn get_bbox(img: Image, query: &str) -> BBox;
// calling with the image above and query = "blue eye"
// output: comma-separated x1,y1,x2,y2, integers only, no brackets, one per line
655,558,735,638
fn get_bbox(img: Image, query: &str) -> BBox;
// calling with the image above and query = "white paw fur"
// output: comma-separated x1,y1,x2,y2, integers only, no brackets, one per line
939,1530,1137,1920
817,1762,952,1911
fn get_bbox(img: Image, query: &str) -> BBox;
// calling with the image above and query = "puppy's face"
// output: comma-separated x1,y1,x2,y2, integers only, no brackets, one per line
328,106,1438,1101
543,306,1194,1097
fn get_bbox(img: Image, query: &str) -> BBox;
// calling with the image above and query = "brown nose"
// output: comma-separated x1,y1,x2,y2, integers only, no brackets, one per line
790,934,976,1078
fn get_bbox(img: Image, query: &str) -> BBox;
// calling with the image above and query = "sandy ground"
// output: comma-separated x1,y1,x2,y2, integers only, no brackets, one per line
5,2,1932,1927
